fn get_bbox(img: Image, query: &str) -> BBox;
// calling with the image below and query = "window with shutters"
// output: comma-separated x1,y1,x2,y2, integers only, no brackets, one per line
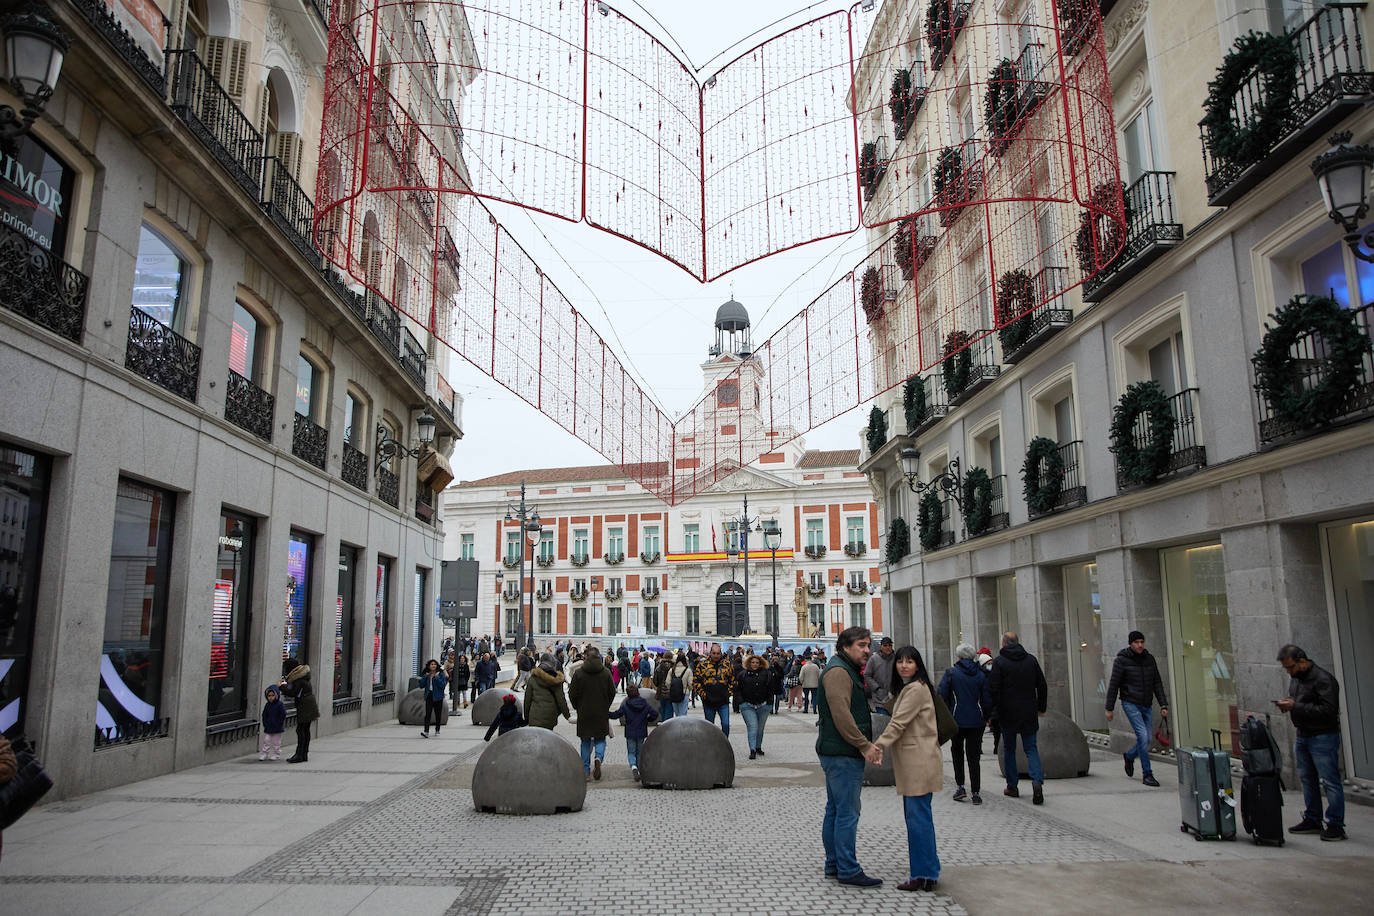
204,36,250,105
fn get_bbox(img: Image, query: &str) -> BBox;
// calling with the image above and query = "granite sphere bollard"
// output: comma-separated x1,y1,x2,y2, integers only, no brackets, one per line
864,714,895,786
470,688,518,726
471,728,587,815
996,710,1091,779
398,689,448,726
639,717,734,789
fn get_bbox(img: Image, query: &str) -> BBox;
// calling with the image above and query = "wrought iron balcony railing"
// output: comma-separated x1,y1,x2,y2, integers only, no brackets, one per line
415,483,435,522
0,223,89,343
401,327,427,387
166,49,264,197
1115,388,1207,489
260,157,319,266
843,541,867,557
126,308,201,402
1082,171,1183,302
225,370,274,441
946,332,1002,405
804,544,827,560
1001,266,1071,364
502,587,522,602
377,466,399,507
364,290,401,357
937,496,955,550
1200,3,1374,206
1253,301,1374,443
307,0,329,29
909,372,951,437
937,140,984,228
1027,439,1089,519
986,473,1010,534
95,715,170,750
1016,41,1052,116
71,0,167,94
341,443,369,491
292,413,328,470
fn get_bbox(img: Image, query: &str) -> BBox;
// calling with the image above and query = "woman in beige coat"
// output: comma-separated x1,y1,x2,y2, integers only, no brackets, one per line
874,645,942,893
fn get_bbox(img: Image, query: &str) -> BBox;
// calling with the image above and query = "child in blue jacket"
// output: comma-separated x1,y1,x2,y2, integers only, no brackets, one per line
484,694,526,741
609,685,659,781
260,685,286,761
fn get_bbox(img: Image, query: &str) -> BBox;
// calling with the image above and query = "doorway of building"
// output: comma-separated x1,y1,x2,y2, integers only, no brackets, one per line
1161,543,1237,753
716,581,746,637
1063,562,1106,732
1325,518,1374,780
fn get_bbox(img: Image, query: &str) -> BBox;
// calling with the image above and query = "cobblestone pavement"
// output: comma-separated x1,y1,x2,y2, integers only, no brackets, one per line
2,695,1371,915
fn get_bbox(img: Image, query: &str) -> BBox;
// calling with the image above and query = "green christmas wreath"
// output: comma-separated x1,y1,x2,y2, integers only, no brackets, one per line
985,57,1020,149
963,466,994,535
1021,436,1065,515
996,269,1037,352
891,68,915,140
917,491,944,551
903,374,927,431
895,218,916,280
1254,294,1372,427
866,404,889,454
933,146,963,206
861,265,883,323
925,0,953,67
1202,32,1299,169
886,517,911,564
1075,179,1132,274
860,141,878,194
942,330,972,397
1109,380,1176,485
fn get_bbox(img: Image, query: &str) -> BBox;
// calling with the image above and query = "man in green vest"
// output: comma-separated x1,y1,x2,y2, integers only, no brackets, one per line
816,626,883,888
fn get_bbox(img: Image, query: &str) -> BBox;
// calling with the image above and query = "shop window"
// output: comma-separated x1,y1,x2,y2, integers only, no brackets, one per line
373,557,390,688
285,533,312,666
996,573,1018,645
412,568,427,677
1063,562,1106,731
133,225,189,332
1324,518,1374,780
1161,543,1237,753
208,512,254,725
0,443,49,735
98,478,175,742
335,546,358,699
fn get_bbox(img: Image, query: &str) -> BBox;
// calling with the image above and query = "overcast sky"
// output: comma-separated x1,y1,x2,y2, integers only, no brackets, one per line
447,1,873,485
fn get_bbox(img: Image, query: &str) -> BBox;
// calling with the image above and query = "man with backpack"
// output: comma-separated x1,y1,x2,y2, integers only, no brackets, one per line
1105,630,1169,787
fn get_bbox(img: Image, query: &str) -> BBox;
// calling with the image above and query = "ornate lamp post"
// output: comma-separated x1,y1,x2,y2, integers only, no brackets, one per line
504,480,541,652
723,494,763,638
898,446,966,509
830,572,843,636
763,518,781,648
0,4,68,152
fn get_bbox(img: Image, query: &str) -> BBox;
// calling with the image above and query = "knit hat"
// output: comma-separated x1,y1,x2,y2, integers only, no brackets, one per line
975,653,993,667
1129,630,1145,643
539,652,557,672
502,694,516,704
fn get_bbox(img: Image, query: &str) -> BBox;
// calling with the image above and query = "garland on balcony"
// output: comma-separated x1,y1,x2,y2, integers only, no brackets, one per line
604,553,624,566
866,405,888,454
890,68,915,140
942,330,972,397
894,218,916,280
1109,380,1176,485
917,491,944,551
933,147,963,207
996,269,1037,352
1254,294,1372,427
1074,180,1132,274
1021,436,1065,515
925,0,953,64
963,466,994,536
903,375,927,430
984,57,1020,147
1057,0,1097,58
860,142,879,195
886,517,911,564
570,553,590,567
861,265,883,323
1201,32,1299,169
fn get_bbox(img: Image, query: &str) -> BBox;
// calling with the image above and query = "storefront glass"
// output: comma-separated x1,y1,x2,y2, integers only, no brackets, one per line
285,533,312,664
1161,543,1237,752
335,546,357,699
0,444,49,735
208,512,254,724
996,573,1018,638
1063,562,1106,731
1326,518,1374,780
373,558,390,689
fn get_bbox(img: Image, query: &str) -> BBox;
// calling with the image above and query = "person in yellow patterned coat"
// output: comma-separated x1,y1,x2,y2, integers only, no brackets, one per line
693,644,737,736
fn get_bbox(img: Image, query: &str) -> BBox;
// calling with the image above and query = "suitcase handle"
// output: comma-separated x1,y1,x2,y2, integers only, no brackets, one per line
1211,728,1223,751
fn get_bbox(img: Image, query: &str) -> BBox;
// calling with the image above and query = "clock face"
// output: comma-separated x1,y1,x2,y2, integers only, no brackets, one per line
716,380,739,407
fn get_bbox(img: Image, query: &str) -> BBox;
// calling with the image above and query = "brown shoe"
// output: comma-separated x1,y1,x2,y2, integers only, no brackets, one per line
898,880,922,892
593,758,602,781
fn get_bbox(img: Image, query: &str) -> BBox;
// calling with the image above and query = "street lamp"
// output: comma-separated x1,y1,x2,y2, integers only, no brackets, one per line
504,480,540,652
898,447,965,511
830,573,843,636
375,410,436,472
723,494,764,638
1311,131,1374,262
763,518,781,649
0,4,68,151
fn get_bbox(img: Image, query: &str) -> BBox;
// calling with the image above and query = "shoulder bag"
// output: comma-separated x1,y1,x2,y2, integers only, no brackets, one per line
927,684,958,746
0,736,54,830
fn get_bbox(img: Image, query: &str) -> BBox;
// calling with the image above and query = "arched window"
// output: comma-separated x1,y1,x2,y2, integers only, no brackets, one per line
229,300,269,384
133,223,191,333
295,352,327,424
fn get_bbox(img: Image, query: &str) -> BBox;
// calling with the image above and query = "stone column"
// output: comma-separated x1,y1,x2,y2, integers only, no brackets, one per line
1029,565,1070,715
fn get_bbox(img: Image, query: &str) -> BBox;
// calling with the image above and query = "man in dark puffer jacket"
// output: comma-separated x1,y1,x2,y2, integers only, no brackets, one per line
1105,630,1169,787
1277,644,1344,841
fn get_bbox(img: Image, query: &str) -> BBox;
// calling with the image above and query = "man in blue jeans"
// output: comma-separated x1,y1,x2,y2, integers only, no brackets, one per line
694,644,736,736
988,632,1048,805
1105,630,1169,787
1277,644,1345,841
816,626,884,888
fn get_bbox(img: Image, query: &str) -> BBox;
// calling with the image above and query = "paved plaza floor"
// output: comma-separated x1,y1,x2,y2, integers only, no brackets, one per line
1,692,1370,915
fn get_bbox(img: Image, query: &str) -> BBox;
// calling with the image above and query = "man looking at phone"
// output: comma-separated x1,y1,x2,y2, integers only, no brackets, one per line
1276,644,1344,841
1104,631,1168,787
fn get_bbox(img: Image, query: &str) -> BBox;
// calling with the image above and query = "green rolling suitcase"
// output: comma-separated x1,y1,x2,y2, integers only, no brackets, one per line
1178,732,1237,841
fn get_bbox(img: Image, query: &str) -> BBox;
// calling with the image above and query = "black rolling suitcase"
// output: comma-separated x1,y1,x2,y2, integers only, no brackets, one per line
1239,715,1284,846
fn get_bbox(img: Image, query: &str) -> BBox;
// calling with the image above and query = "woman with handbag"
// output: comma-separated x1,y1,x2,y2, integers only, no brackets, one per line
873,646,943,893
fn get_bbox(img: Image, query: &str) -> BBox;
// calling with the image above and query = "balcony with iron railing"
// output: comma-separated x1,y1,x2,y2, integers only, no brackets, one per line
71,0,167,94
225,371,274,441
860,135,890,203
126,308,201,402
937,140,984,228
891,59,928,142
401,327,427,387
980,474,1011,535
166,48,264,197
1027,439,1089,519
415,483,435,523
341,443,369,492
1115,388,1207,489
894,215,938,284
1201,3,1373,206
1081,171,1184,303
937,497,956,550
1253,301,1374,444
306,0,329,28
502,586,522,603
364,290,401,356
909,372,951,438
260,157,319,267
804,544,828,560
0,223,89,343
1015,42,1052,116
378,467,399,507
945,332,1002,406
927,1,972,73
292,413,328,470
1001,266,1071,364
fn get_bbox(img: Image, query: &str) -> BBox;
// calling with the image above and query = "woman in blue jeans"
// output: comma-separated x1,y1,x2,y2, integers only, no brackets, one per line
734,654,774,759
874,646,942,893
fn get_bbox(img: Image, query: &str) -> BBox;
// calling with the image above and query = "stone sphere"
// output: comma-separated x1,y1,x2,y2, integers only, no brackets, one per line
398,688,449,726
639,716,735,789
470,688,519,726
471,728,587,815
996,710,1091,779
864,714,895,786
